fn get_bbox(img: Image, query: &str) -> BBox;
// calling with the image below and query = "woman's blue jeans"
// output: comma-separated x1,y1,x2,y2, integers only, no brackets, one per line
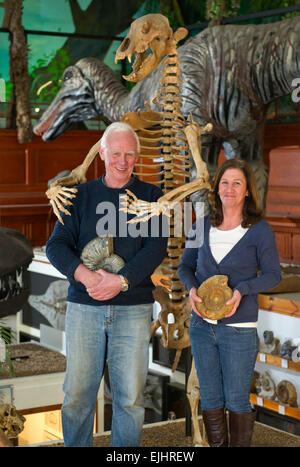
61,301,152,447
189,313,259,413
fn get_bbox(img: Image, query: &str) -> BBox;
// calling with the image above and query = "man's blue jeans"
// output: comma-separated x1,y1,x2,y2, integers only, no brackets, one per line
189,313,259,413
61,301,152,447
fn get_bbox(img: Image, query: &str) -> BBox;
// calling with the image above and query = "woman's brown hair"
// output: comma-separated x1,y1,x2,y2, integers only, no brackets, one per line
208,159,264,228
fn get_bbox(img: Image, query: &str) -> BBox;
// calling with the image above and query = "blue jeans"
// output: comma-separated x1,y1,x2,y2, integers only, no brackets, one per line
189,313,259,413
62,301,152,447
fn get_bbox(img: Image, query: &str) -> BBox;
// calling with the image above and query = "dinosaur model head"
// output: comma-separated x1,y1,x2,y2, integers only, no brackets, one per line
0,228,33,319
115,13,187,82
34,58,101,141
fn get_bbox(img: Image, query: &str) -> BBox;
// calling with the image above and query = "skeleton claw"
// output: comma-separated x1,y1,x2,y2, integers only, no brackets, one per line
46,185,78,224
120,189,173,223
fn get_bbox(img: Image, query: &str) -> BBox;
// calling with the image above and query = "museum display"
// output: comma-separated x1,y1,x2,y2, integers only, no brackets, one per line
0,227,33,319
28,280,68,330
33,12,300,446
253,371,298,408
276,380,298,407
259,330,281,356
34,15,300,209
1,1,300,447
0,403,25,446
254,371,276,400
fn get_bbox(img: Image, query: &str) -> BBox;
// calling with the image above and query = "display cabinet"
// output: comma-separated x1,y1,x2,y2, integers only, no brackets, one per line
251,293,300,433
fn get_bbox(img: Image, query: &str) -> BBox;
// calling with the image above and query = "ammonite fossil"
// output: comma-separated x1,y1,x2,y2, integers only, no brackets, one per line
259,330,281,355
254,371,276,400
280,340,298,360
196,275,233,320
80,236,125,273
276,380,298,407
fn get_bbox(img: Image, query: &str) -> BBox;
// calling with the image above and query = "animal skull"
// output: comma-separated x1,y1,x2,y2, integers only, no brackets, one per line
115,13,187,82
0,404,26,439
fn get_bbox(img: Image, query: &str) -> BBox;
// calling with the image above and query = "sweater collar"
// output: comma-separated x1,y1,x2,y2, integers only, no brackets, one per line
100,174,136,190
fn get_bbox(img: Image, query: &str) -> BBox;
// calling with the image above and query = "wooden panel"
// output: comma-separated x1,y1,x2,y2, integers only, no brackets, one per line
0,129,105,246
266,146,300,216
0,148,26,185
267,216,300,264
274,231,292,263
258,294,300,317
0,129,104,192
268,146,300,187
292,234,300,263
31,147,103,185
0,204,56,247
263,123,300,166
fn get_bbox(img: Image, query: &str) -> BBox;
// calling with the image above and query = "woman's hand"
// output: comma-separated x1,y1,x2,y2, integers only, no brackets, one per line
189,287,204,318
225,289,242,317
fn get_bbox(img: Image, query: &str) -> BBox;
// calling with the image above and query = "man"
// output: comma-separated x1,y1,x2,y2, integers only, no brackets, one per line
46,122,167,447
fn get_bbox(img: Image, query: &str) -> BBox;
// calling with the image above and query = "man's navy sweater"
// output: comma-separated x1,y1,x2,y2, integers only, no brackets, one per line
178,215,281,324
46,176,168,307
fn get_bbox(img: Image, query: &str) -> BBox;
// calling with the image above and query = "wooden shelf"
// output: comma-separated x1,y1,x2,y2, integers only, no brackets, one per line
250,393,300,420
258,294,300,317
256,352,300,372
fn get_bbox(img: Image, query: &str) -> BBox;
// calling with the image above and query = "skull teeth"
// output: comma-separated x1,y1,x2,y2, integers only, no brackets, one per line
132,51,148,72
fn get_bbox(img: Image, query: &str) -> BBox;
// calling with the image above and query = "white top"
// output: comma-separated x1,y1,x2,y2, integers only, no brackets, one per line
209,224,249,264
205,224,257,328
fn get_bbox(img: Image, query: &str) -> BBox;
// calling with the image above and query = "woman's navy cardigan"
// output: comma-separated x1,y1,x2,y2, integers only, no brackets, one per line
178,215,281,324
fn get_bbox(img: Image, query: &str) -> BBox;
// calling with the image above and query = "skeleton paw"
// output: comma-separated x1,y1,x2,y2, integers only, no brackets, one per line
46,185,78,224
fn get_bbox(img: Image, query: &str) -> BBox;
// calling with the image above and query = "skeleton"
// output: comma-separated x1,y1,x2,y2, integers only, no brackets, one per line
119,116,212,222
34,15,300,210
0,404,25,445
44,14,210,446
115,15,209,446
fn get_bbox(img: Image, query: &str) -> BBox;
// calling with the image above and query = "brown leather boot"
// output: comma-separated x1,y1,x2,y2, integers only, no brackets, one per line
229,409,256,447
202,408,228,447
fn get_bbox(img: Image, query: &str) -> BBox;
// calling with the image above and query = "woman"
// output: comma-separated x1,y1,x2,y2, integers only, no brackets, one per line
178,159,281,447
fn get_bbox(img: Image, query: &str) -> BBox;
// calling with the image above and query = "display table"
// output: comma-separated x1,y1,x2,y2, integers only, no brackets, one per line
0,342,104,432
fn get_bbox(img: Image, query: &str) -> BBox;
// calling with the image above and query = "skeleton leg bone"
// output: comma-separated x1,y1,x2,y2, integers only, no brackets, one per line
187,358,208,447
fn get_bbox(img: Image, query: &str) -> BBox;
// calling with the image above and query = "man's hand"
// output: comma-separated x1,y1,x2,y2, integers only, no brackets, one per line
87,269,122,301
74,263,102,289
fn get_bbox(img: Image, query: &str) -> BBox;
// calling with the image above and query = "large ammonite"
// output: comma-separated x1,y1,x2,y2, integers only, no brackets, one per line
276,380,298,407
196,275,233,320
80,236,125,273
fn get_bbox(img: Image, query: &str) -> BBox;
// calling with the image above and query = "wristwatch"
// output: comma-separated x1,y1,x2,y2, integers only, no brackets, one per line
119,275,129,292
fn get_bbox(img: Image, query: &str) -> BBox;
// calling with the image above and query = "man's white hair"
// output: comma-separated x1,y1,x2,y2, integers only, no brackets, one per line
100,122,140,152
